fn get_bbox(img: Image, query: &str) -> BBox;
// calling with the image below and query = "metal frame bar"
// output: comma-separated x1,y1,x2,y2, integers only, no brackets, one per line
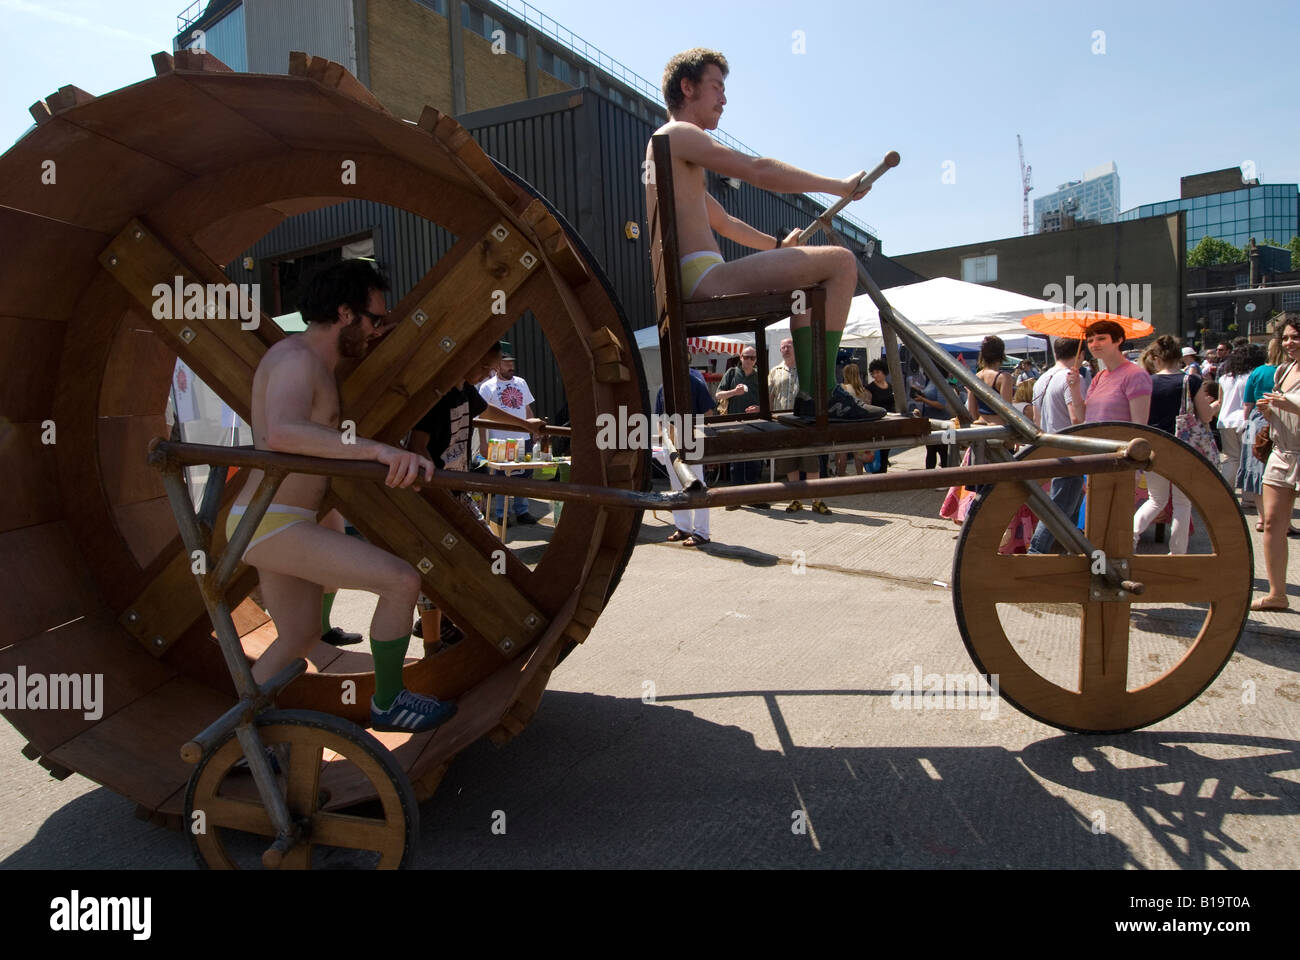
157,458,301,854
152,438,1149,513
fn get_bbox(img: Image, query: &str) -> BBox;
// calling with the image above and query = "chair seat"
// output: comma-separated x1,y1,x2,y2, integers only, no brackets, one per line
681,287,819,326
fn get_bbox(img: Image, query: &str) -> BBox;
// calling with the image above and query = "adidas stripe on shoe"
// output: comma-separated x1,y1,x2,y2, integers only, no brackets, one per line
370,689,457,733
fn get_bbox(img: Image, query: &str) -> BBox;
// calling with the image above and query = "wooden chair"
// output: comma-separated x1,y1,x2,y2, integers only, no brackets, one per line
646,133,927,463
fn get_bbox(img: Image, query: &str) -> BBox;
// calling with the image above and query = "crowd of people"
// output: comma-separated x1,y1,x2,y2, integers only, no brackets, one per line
682,314,1300,615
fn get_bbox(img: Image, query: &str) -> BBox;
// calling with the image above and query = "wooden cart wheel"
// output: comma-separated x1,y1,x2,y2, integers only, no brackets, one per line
951,422,1252,733
185,709,419,869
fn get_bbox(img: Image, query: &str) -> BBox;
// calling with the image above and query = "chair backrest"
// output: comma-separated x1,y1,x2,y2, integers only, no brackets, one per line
647,133,692,419
648,134,684,333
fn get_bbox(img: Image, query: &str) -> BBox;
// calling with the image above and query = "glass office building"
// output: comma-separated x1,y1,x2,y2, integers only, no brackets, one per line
1034,162,1120,232
1119,183,1299,250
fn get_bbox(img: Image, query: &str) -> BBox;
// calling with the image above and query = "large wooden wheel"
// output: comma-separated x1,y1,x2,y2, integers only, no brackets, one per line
952,422,1251,733
0,51,648,824
186,710,418,869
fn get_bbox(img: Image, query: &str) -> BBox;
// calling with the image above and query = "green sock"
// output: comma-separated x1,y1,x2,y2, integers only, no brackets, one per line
792,326,813,396
370,635,408,711
825,330,843,396
321,591,336,633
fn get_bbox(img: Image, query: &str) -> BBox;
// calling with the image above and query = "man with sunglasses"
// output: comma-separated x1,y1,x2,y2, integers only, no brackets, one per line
715,347,770,508
226,259,456,734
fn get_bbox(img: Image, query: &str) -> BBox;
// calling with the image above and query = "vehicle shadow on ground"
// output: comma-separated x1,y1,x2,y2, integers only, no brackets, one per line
1,786,191,868
414,691,1298,869
4,691,1293,870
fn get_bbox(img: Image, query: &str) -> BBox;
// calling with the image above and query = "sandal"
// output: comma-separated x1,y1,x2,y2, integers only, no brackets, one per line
1256,520,1264,532
785,500,803,512
682,534,710,547
667,529,690,542
812,499,832,515
1250,597,1290,612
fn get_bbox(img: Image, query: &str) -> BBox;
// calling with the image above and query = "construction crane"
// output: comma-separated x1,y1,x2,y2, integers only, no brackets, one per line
1018,134,1033,235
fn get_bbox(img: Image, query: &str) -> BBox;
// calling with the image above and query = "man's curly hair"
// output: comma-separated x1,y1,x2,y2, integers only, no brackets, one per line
661,48,729,113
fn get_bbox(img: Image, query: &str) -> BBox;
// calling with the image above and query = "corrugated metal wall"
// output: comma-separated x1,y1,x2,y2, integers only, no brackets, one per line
187,3,248,71
244,0,356,74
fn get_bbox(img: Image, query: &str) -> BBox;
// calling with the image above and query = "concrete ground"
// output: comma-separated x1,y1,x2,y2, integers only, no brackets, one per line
2,446,1298,868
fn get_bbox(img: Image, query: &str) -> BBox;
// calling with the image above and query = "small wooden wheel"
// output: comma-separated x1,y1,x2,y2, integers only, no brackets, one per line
185,709,419,869
952,422,1252,733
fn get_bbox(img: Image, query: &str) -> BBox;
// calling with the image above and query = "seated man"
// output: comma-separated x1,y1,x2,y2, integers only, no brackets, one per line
227,259,455,733
647,47,879,421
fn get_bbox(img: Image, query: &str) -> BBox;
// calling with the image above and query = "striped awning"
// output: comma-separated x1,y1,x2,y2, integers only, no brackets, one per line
686,336,745,356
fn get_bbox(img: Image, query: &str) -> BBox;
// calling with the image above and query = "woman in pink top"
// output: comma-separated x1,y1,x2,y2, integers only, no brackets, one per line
1080,320,1152,424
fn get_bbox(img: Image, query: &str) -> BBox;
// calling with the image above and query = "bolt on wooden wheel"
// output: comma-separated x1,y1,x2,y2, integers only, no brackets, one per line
185,709,419,869
951,422,1252,733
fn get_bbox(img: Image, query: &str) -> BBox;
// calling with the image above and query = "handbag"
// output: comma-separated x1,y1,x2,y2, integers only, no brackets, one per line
1254,424,1272,463
1174,373,1219,462
1254,361,1294,462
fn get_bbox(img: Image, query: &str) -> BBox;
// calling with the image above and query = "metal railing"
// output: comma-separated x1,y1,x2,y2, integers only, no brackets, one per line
177,0,204,31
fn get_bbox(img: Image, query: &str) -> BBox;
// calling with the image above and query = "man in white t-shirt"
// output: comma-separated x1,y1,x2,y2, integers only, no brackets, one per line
1027,336,1087,555
477,348,540,523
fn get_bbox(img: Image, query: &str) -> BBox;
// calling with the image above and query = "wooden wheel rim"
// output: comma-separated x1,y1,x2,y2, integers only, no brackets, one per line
185,710,417,869
952,422,1252,733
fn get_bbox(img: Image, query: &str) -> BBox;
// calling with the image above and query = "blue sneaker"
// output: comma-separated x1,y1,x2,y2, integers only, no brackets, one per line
370,689,457,732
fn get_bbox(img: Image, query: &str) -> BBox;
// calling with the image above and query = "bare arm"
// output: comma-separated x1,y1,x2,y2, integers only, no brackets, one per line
1129,393,1152,426
263,351,431,486
705,194,779,250
264,351,383,460
997,372,1014,402
667,122,864,198
1066,370,1085,424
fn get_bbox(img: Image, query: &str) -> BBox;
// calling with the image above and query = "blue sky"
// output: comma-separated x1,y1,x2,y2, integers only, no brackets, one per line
3,0,1297,257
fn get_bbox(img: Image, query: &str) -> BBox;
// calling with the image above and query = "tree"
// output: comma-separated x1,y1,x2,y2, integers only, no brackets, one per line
1187,235,1244,268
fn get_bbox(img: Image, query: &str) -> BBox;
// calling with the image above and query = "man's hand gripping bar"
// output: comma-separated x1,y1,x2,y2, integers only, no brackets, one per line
797,150,900,245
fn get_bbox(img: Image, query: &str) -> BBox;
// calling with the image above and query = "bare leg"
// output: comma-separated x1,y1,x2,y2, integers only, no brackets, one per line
692,246,858,333
318,509,347,596
245,522,421,682
1255,482,1295,609
253,569,324,685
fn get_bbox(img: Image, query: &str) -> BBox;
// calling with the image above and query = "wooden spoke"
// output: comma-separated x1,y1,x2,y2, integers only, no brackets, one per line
186,710,416,870
959,554,1091,604
1078,600,1130,698
953,422,1252,733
